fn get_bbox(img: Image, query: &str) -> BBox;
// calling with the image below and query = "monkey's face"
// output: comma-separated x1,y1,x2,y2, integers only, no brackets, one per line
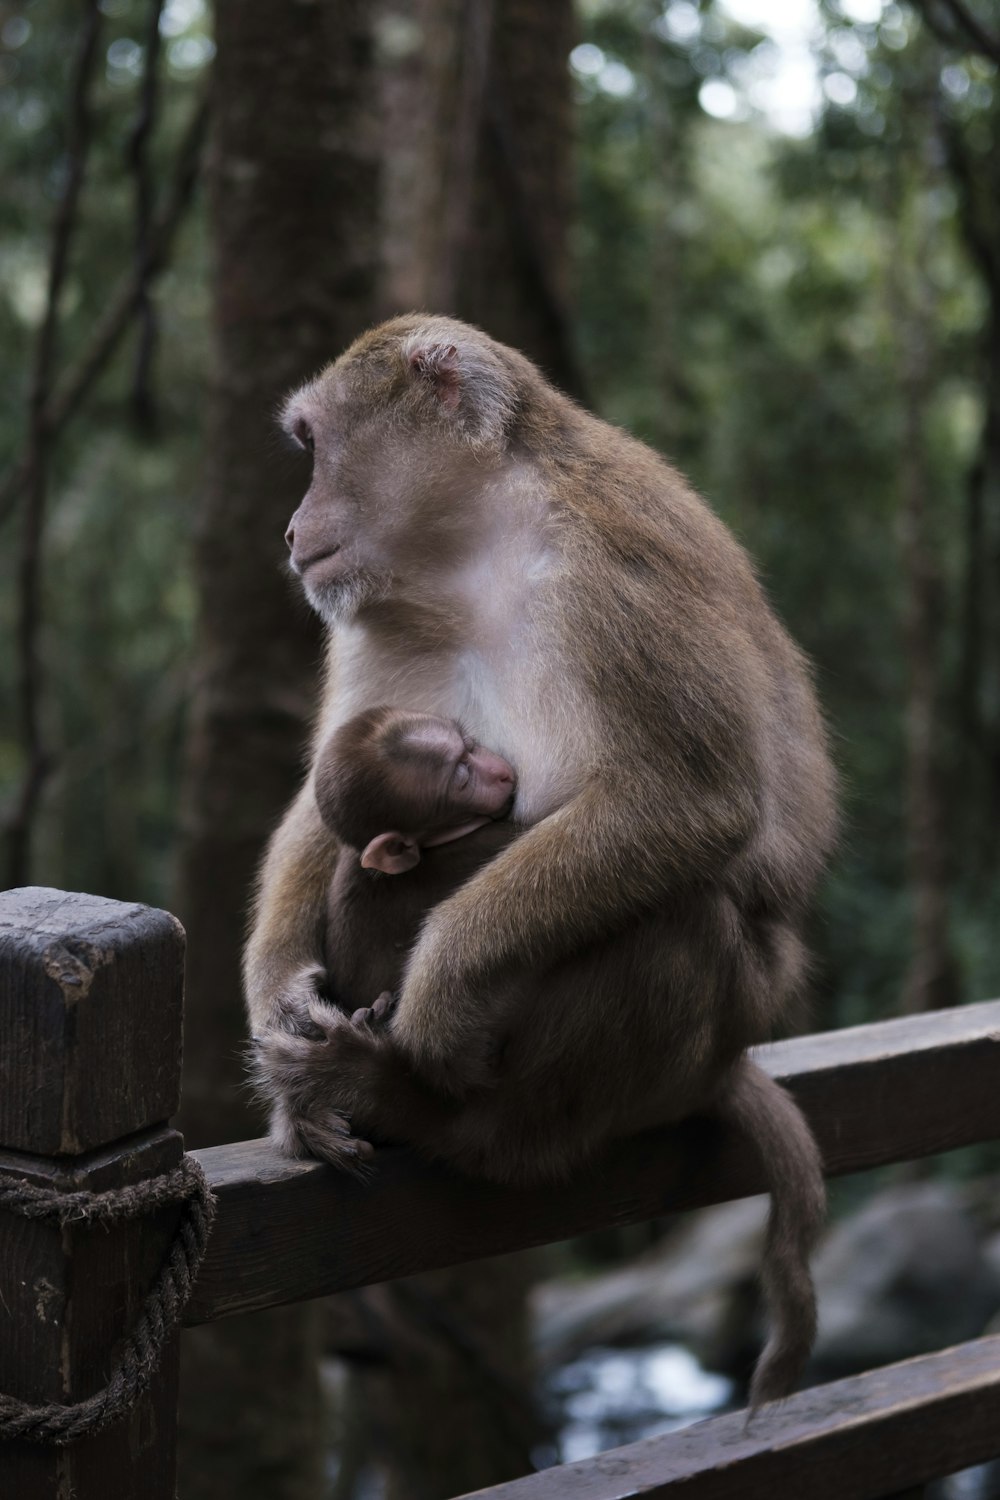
391,716,518,830
279,320,517,626
280,363,403,624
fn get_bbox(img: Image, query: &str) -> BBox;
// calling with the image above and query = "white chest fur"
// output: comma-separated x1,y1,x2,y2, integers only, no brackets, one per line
324,528,596,824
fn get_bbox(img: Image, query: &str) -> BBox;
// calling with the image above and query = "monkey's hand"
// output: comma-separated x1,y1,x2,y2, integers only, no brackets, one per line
349,991,397,1031
257,999,460,1161
251,1008,378,1175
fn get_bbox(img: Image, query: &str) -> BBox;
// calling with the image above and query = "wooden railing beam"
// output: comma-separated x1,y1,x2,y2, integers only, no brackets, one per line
450,1335,1000,1500
185,998,1000,1325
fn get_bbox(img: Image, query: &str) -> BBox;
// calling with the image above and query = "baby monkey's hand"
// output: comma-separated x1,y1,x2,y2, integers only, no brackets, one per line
350,990,398,1031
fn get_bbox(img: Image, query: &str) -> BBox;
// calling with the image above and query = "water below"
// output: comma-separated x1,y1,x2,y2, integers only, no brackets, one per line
544,1341,732,1464
327,1341,1000,1498
542,1343,1000,1499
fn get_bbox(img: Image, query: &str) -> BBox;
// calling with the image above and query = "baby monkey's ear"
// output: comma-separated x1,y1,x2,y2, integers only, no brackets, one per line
360,832,421,875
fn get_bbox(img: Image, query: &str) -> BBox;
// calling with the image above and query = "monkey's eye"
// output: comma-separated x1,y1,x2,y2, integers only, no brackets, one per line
453,758,471,789
292,418,314,455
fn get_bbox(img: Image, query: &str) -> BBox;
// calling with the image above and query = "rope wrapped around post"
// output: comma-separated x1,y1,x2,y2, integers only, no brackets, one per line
0,1155,215,1445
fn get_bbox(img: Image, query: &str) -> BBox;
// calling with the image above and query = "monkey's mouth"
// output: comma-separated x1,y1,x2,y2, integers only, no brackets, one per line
296,545,342,577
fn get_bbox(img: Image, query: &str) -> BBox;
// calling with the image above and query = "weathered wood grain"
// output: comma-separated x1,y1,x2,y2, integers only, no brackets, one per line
452,1335,1000,1500
0,886,184,1155
185,998,1000,1324
0,888,186,1500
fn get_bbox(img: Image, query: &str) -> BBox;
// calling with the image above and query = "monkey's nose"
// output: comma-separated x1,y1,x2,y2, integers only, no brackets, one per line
284,523,295,552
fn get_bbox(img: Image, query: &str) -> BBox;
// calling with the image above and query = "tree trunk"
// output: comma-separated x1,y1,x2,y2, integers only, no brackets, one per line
898,326,960,1014
378,0,580,396
960,305,1000,847
357,1260,546,1500
347,4,576,1495
460,0,579,393
173,4,379,1496
941,106,1000,844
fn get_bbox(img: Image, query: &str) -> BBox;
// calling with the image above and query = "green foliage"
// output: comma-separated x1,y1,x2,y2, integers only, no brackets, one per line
572,0,1000,1021
0,0,211,904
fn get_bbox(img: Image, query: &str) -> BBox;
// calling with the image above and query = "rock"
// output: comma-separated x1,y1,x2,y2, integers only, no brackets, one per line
812,1181,1000,1379
534,1180,1000,1395
532,1196,769,1372
982,1229,1000,1288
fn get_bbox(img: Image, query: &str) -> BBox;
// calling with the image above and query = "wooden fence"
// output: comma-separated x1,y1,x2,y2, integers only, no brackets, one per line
1,886,999,1499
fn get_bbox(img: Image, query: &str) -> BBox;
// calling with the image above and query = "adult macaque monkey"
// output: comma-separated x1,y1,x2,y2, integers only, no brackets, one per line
246,314,837,1398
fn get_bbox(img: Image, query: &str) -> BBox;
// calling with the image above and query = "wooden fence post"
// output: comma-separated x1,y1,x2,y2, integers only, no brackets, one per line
0,887,186,1500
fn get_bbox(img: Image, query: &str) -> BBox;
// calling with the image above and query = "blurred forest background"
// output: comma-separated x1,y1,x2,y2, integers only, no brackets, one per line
2,1,1000,1497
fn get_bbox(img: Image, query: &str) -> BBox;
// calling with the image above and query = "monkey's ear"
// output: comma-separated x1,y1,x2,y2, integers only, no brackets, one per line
402,330,515,444
360,832,421,875
407,342,462,413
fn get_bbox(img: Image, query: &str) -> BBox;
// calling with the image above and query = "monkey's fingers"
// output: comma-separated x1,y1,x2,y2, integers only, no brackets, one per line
291,1111,375,1174
274,1090,374,1165
350,993,397,1032
372,991,397,1023
303,997,352,1041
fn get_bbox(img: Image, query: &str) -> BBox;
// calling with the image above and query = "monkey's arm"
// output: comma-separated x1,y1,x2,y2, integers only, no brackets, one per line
243,779,339,1035
254,1001,460,1169
392,765,758,1090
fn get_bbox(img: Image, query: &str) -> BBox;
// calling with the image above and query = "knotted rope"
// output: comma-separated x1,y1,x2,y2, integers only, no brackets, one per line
0,1155,216,1445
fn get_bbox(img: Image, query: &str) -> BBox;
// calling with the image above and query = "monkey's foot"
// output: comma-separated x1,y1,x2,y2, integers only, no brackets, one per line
251,1025,376,1176
274,1099,375,1173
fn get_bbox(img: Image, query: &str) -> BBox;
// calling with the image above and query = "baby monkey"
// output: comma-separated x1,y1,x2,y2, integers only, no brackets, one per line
268,704,825,1406
316,704,518,1011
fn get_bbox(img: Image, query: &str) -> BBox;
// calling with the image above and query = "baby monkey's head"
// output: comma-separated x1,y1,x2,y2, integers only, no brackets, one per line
315,705,517,874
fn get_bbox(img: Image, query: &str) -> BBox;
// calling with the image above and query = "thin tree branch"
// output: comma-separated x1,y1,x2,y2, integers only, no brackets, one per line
0,94,209,528
913,0,1000,65
937,0,1000,66
941,114,1000,284
913,0,965,50
959,407,988,743
5,0,103,888
126,0,166,432
937,91,1000,826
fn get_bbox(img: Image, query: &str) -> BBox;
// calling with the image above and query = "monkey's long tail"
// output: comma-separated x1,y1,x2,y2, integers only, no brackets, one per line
717,1058,826,1409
